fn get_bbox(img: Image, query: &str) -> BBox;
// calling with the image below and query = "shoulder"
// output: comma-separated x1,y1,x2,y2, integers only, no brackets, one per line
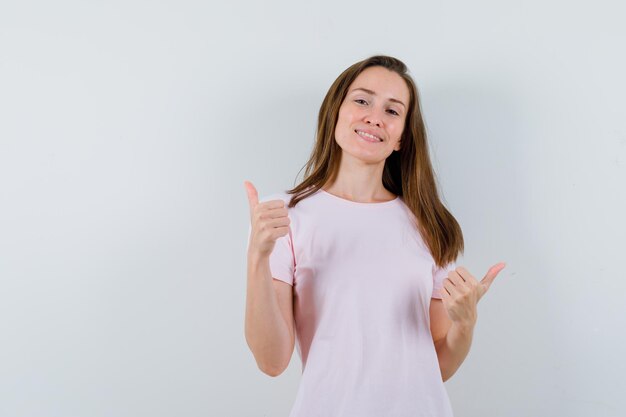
260,189,324,205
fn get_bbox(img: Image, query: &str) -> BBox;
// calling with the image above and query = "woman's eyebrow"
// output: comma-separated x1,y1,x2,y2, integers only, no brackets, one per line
349,87,406,109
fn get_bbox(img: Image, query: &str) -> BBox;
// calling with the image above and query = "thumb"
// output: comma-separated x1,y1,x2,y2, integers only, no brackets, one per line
479,262,506,296
244,180,259,214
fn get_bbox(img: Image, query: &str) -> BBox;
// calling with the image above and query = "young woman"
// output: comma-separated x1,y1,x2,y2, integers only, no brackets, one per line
244,55,505,417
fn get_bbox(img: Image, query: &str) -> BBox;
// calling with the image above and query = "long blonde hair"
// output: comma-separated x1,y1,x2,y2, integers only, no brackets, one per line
285,55,463,268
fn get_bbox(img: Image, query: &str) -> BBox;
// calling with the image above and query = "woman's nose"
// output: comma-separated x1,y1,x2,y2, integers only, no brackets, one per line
364,109,383,127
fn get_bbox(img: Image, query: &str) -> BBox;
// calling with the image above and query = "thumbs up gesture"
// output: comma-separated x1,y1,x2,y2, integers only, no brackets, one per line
244,181,291,259
441,263,506,327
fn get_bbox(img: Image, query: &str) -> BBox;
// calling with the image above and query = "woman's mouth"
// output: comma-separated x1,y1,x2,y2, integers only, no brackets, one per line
355,130,383,143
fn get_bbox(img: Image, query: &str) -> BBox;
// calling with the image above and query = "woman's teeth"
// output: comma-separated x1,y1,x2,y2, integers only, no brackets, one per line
356,130,382,142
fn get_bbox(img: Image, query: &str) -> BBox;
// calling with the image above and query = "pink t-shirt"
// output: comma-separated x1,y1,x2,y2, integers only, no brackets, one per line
252,189,457,417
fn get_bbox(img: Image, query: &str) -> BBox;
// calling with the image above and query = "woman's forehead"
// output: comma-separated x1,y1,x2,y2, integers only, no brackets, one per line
349,66,410,105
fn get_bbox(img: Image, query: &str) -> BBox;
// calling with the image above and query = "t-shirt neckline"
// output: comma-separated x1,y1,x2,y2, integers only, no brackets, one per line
319,189,399,207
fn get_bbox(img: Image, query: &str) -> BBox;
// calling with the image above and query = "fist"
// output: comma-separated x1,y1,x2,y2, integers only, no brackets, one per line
244,180,291,258
441,263,506,327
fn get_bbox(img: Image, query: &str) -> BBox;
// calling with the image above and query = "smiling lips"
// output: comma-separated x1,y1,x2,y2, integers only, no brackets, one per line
355,129,383,142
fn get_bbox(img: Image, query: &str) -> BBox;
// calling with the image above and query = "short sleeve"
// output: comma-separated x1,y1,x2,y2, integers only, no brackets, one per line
431,261,457,299
268,228,295,286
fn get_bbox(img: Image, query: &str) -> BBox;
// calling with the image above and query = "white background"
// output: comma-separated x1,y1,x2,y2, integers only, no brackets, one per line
1,0,625,416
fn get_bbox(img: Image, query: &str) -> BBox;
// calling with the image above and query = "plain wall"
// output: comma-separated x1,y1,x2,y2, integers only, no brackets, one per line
1,0,625,416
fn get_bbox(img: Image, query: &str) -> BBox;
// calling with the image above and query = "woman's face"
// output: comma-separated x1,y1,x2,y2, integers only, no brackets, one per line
334,66,410,164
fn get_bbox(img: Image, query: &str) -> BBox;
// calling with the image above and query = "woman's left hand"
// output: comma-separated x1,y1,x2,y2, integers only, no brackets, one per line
441,263,506,328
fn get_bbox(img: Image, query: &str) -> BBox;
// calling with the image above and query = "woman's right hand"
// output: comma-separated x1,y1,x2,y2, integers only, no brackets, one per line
244,180,291,259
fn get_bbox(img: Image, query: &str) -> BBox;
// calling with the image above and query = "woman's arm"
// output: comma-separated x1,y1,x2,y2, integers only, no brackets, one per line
429,263,506,382
245,252,295,377
430,299,475,382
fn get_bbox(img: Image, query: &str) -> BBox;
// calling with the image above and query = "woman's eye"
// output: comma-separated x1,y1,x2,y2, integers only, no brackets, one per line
355,99,368,105
387,109,399,116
